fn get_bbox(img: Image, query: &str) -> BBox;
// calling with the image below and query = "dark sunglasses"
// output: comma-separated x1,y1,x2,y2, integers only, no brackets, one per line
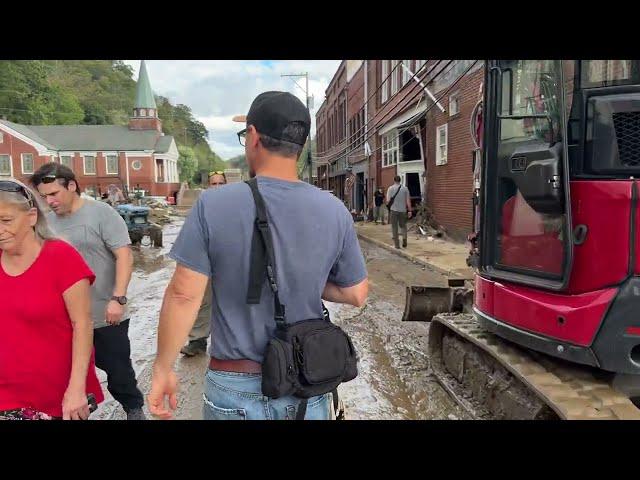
0,180,34,206
40,174,64,184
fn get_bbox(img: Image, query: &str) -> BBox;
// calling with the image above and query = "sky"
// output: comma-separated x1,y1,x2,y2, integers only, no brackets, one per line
124,60,341,160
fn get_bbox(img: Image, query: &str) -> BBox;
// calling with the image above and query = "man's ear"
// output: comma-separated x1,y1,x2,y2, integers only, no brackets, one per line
68,180,77,193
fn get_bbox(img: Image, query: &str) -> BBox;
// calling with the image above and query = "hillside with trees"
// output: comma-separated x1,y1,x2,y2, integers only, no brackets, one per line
0,60,226,185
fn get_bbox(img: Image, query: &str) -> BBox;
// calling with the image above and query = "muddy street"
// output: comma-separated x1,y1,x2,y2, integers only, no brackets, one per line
93,219,465,420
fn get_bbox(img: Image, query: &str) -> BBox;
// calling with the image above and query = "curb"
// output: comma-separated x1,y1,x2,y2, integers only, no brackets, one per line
357,231,456,277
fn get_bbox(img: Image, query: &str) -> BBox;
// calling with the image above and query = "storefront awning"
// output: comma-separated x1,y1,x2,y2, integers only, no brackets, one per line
397,109,427,131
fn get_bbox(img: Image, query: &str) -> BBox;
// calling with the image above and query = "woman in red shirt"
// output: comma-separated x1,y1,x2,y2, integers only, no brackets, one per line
0,178,104,420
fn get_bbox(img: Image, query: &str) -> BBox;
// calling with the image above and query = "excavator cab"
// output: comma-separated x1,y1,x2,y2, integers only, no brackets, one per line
404,60,640,375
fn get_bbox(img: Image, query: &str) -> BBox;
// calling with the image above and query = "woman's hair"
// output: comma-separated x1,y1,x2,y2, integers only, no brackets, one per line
0,177,56,241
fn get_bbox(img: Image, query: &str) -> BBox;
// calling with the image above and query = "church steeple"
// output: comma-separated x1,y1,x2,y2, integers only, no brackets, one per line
129,60,162,132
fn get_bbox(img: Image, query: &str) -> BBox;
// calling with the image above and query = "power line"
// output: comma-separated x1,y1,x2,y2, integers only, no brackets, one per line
312,60,458,162
313,60,452,160
313,60,480,175
314,59,429,156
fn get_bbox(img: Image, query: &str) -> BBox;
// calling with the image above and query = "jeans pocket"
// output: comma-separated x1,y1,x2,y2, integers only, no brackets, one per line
202,393,247,420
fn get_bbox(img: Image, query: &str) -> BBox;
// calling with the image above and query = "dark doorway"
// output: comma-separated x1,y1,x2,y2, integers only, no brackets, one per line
356,172,365,212
406,172,421,198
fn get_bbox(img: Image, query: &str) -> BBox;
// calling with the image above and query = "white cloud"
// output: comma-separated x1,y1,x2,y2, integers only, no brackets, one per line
124,60,341,160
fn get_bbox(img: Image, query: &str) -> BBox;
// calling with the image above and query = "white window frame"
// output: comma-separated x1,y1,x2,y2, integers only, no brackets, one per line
0,154,12,176
106,154,119,175
60,155,73,169
382,131,399,167
402,60,412,85
391,60,399,95
449,93,460,116
436,124,448,165
0,131,4,144
21,153,34,174
83,155,97,175
381,60,389,104
131,159,143,171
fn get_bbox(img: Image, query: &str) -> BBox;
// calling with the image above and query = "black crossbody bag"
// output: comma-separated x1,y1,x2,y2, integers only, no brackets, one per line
386,186,402,211
245,178,358,420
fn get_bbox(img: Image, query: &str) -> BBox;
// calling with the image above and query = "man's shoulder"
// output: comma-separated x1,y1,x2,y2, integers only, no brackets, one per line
83,198,115,215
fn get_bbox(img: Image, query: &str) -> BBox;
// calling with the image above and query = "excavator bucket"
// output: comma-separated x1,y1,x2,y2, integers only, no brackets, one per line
402,279,470,322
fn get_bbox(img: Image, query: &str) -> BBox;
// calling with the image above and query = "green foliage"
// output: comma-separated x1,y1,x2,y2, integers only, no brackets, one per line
178,145,198,185
0,60,221,163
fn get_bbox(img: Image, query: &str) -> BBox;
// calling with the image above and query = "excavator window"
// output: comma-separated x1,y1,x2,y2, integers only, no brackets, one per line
487,60,568,279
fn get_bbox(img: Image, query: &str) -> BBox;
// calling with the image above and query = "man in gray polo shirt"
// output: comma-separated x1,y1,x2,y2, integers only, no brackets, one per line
148,91,368,420
31,163,146,420
387,175,413,249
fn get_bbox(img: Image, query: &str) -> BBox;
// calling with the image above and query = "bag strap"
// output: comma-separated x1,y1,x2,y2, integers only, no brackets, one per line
295,390,344,420
295,399,308,420
387,185,402,209
245,177,286,330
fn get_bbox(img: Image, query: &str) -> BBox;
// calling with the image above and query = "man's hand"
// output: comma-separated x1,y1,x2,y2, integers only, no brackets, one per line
62,387,90,420
148,364,179,420
407,211,413,219
106,300,124,326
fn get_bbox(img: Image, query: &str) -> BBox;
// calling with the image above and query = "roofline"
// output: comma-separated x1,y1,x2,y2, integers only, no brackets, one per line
0,121,53,154
325,60,347,95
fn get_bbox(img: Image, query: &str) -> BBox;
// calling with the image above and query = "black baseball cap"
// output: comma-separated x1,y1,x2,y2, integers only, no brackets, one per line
233,91,311,146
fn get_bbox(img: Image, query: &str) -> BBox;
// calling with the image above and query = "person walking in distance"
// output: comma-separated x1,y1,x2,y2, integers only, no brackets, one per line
180,171,227,357
31,163,146,420
373,187,385,225
386,175,412,248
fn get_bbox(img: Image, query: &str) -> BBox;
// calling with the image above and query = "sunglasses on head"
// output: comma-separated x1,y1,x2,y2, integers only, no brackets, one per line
208,171,225,177
0,180,34,206
40,174,64,184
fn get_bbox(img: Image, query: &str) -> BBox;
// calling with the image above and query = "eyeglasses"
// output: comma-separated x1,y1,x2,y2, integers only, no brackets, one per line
0,180,34,207
208,171,225,177
237,128,247,146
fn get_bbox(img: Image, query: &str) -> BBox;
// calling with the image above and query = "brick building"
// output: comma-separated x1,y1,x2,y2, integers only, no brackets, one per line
0,60,180,199
316,59,484,240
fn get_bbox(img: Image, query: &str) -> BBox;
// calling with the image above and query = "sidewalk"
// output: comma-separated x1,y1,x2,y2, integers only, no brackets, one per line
355,220,473,279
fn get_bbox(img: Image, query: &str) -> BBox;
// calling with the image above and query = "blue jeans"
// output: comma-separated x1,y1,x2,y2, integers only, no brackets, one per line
203,369,332,420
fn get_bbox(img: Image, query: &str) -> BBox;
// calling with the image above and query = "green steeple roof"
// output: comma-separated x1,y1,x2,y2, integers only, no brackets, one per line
135,60,157,109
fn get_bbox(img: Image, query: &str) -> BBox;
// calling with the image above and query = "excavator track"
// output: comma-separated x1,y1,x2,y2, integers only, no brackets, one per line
428,313,640,420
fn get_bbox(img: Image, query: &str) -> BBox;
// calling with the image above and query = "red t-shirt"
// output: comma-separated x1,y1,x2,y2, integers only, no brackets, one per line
0,239,105,417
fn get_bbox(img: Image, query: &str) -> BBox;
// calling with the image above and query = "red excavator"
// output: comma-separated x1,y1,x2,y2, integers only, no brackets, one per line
404,60,640,419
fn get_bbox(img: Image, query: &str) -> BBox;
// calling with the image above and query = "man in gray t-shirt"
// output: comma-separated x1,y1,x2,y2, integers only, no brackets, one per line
32,163,145,420
149,91,369,421
386,175,413,249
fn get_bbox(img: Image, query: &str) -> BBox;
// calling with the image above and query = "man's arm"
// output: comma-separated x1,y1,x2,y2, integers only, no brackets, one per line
148,264,209,419
106,246,134,325
406,187,412,218
155,264,209,370
322,278,368,307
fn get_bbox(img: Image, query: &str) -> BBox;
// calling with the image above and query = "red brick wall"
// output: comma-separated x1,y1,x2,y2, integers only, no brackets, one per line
425,66,484,240
0,127,178,199
128,117,163,132
0,132,50,181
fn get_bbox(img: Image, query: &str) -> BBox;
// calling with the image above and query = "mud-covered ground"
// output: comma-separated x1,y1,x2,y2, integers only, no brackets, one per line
93,219,465,420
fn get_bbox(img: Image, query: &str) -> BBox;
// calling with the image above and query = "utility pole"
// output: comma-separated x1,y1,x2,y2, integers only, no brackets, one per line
281,72,313,184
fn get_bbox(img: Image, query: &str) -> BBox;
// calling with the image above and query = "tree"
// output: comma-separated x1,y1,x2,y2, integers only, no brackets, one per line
178,146,198,185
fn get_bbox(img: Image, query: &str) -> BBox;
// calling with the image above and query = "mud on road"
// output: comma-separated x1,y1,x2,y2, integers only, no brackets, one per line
93,220,465,420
